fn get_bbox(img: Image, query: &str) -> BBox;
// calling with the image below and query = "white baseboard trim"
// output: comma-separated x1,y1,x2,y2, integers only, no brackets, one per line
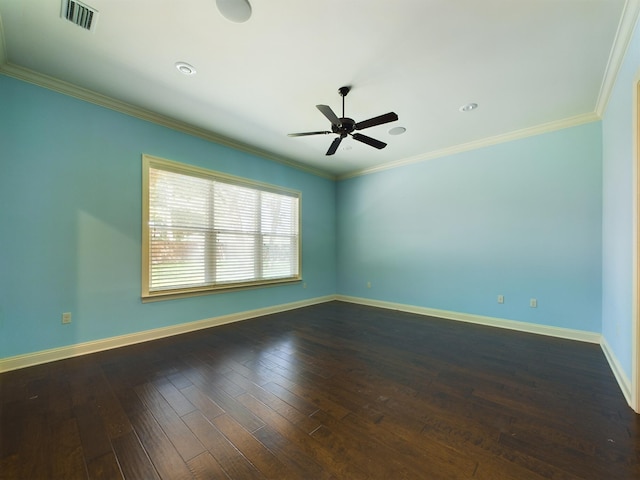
0,295,337,373
600,336,633,406
4,294,632,410
335,295,602,343
336,296,640,407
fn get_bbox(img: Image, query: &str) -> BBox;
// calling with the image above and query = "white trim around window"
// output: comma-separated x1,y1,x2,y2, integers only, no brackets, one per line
142,155,301,301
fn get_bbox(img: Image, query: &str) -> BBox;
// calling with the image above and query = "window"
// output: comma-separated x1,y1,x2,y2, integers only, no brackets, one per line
142,155,301,300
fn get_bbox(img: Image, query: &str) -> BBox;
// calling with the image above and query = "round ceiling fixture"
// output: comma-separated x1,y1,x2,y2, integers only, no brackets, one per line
175,62,196,75
459,103,478,112
216,0,252,23
388,126,406,136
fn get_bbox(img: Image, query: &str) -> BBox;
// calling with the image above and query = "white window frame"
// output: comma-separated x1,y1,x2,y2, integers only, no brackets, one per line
142,154,301,301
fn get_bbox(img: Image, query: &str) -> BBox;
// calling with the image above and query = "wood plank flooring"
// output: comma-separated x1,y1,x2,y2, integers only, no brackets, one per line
1,301,639,479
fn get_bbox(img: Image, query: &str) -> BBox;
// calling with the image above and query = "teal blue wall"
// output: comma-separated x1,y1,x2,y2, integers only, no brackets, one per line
2,47,635,366
0,75,337,359
337,123,603,332
602,17,640,381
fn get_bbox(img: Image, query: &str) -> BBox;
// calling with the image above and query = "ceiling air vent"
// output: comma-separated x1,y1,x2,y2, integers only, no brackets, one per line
61,0,98,31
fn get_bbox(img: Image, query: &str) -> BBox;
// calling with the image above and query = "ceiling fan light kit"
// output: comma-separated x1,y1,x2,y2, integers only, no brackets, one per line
288,86,399,156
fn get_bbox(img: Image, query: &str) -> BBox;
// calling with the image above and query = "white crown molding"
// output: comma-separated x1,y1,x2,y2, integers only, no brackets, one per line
596,0,640,117
1,4,637,183
0,58,606,184
0,295,337,373
0,63,336,181
338,112,601,180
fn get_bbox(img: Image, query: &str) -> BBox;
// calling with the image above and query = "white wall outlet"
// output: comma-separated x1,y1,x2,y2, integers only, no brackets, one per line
62,312,72,324
303,282,307,289
367,281,371,288
497,295,504,304
530,298,537,308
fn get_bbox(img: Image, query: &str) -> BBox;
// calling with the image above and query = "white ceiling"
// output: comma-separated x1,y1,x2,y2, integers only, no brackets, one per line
0,0,635,178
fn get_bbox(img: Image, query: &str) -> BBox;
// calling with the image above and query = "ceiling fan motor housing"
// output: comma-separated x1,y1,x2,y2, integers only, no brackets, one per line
333,117,356,136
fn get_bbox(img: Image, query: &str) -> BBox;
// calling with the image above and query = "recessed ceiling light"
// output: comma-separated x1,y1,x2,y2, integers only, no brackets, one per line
459,103,478,112
216,0,252,23
175,62,196,75
388,126,406,136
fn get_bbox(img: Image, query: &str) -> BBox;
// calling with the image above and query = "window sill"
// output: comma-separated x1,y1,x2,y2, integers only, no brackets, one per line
141,277,302,303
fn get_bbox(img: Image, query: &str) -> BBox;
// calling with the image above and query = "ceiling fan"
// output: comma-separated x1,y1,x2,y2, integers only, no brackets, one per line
288,86,399,156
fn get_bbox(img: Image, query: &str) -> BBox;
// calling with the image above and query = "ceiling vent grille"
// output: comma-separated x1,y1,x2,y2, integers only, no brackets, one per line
61,0,98,31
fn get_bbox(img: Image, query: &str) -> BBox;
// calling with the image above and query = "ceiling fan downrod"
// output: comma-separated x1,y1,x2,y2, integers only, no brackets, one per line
338,86,350,119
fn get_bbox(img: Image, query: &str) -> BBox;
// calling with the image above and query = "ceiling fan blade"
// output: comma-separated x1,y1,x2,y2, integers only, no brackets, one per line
326,136,342,156
352,133,387,150
355,112,398,130
287,131,332,137
316,105,340,126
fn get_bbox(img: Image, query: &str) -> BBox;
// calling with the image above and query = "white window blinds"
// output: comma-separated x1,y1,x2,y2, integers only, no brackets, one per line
142,155,300,299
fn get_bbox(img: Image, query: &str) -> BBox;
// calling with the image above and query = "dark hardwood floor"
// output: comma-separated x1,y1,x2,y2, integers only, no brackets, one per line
1,301,639,479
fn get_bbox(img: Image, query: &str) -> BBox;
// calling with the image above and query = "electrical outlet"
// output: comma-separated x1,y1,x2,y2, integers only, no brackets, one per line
497,295,504,304
303,282,307,289
367,281,371,288
62,312,72,324
530,298,537,308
